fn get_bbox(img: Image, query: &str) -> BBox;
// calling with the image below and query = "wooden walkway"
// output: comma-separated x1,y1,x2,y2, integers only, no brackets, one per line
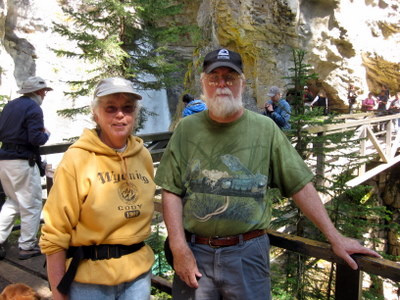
0,243,51,298
306,112,400,187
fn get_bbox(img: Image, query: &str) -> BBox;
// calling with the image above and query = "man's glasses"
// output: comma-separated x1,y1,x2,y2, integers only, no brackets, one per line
103,105,136,115
205,73,240,87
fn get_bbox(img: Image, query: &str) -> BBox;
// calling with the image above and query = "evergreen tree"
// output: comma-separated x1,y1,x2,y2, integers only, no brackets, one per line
52,0,198,123
271,48,390,299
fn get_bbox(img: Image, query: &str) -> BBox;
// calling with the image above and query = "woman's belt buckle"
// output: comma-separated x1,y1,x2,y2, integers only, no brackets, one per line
208,236,221,248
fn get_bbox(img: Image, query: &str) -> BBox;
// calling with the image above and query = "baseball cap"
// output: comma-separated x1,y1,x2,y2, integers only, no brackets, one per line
203,49,243,74
17,76,53,94
267,86,281,97
94,77,142,100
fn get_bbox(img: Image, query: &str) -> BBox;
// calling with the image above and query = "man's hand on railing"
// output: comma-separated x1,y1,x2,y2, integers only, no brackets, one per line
330,235,382,270
292,182,382,271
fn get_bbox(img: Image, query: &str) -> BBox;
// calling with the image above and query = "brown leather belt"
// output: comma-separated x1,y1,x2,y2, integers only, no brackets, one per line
185,229,267,248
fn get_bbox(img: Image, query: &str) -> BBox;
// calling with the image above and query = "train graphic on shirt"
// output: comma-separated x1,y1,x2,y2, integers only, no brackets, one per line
187,154,267,199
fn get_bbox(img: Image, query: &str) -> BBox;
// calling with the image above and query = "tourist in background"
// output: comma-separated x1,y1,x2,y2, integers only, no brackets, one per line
361,92,377,112
347,84,358,114
40,77,155,300
303,86,314,107
182,93,207,117
264,86,291,130
310,89,329,115
0,76,51,260
388,91,400,132
381,84,390,99
376,89,389,114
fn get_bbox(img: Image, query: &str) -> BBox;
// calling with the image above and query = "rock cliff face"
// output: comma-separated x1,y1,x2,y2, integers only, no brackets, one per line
0,0,399,118
180,0,400,110
0,0,99,143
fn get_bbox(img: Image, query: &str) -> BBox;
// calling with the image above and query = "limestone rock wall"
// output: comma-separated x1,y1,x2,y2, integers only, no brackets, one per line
180,0,400,111
0,0,399,116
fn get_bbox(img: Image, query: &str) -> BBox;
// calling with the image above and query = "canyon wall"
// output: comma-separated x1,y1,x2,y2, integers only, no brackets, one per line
179,0,400,111
0,0,399,125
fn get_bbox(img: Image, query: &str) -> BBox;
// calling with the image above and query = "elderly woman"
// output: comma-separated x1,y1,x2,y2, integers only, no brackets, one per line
40,78,155,300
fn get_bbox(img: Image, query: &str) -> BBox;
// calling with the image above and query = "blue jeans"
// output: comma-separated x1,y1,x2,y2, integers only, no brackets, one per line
69,271,151,300
173,234,271,300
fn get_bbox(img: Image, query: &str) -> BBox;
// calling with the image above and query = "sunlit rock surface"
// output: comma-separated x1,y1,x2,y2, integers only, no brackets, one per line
0,0,399,119
183,0,400,110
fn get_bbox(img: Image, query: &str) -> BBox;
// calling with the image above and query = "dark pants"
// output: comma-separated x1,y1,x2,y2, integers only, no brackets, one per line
172,234,271,300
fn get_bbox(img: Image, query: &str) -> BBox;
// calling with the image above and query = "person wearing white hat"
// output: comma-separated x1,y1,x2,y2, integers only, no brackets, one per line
40,77,156,300
0,76,52,260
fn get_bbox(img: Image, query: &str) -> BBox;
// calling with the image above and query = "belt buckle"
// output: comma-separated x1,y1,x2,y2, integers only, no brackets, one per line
93,247,99,260
208,236,221,248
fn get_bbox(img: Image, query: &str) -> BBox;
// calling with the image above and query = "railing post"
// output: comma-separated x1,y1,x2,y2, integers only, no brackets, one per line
359,125,367,176
335,263,362,300
315,132,325,186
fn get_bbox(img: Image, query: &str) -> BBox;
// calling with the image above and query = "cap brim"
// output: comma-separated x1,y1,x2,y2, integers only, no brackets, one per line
267,93,275,97
17,87,53,94
204,62,242,74
96,88,142,100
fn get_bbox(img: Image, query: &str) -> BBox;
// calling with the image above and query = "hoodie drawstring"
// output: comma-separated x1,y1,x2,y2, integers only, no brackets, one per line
116,152,131,184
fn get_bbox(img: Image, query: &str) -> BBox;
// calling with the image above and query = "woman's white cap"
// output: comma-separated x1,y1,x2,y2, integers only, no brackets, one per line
94,77,142,100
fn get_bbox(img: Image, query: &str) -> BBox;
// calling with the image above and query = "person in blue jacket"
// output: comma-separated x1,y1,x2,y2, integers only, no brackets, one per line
0,76,52,260
182,94,207,117
263,86,291,130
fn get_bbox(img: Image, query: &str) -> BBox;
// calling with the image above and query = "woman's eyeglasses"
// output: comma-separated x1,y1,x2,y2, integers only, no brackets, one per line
205,73,240,87
103,105,136,114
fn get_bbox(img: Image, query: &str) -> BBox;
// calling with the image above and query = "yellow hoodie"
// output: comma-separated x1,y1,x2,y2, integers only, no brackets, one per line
40,128,155,285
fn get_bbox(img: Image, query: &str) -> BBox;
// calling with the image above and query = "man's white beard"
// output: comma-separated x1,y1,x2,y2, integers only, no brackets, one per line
203,87,243,119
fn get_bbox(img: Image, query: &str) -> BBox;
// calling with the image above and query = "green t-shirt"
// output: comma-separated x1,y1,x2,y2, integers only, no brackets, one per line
155,109,314,236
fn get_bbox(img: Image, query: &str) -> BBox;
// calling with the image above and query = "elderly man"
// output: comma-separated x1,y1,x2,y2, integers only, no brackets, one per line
155,49,380,299
0,76,51,260
264,86,291,130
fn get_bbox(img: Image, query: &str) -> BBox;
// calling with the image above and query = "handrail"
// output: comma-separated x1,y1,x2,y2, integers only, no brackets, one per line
267,230,400,282
303,113,400,187
37,128,399,298
39,131,173,162
305,112,400,134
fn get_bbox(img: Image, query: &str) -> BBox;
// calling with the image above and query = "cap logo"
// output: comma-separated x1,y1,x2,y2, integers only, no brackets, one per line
217,49,230,60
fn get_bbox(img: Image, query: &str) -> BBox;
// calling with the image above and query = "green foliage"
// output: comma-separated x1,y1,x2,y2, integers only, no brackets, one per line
52,0,198,129
271,48,396,299
57,106,92,119
53,0,190,97
150,287,172,300
283,49,318,116
0,95,10,112
146,212,173,298
146,224,172,277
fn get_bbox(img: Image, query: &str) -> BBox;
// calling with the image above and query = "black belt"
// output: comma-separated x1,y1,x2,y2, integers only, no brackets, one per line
185,229,267,248
1,143,31,152
57,242,144,295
